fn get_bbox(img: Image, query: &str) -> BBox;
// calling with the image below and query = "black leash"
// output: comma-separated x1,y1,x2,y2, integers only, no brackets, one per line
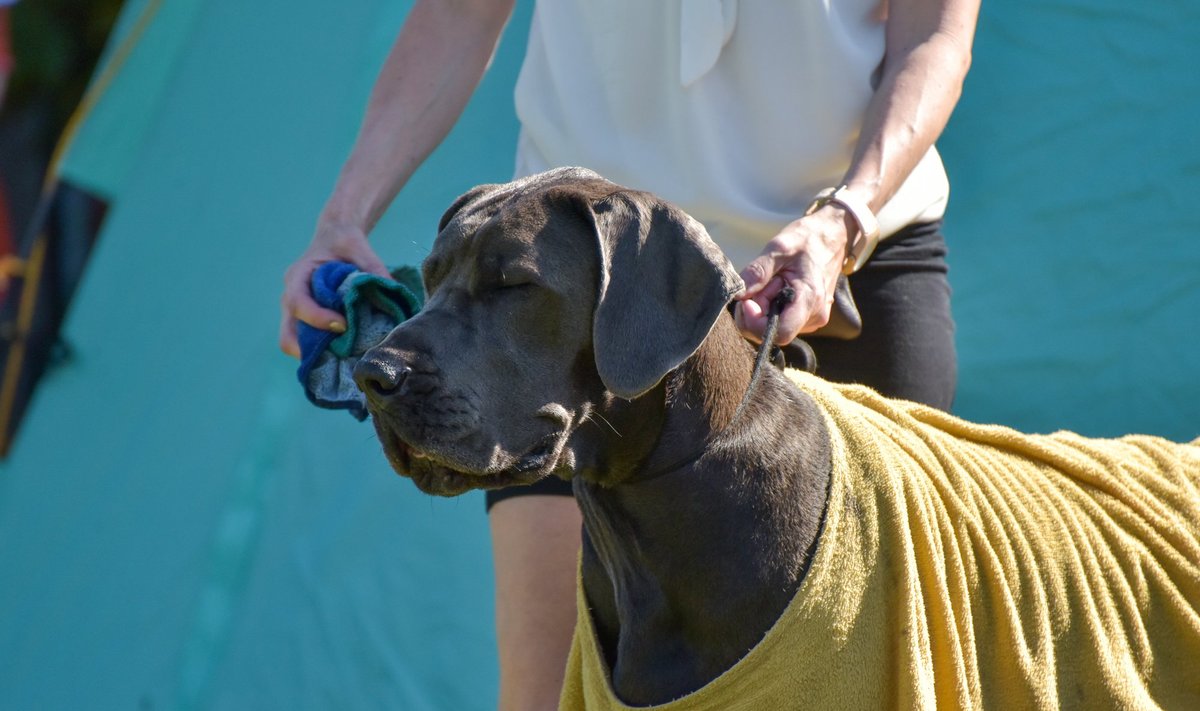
638,287,796,480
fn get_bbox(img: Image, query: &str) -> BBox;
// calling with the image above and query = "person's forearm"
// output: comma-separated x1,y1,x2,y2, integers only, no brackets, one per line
841,1,979,213
322,0,515,233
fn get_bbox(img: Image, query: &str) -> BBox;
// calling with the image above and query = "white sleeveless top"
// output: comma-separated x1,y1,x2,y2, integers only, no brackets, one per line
513,0,949,267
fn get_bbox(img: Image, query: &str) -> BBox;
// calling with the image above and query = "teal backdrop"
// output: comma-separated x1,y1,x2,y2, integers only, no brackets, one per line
1,1,1197,709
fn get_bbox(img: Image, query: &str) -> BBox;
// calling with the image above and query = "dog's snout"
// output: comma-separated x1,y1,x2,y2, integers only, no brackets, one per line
354,354,411,398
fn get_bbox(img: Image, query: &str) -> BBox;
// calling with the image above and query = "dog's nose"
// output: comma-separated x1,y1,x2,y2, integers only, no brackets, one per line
354,355,411,398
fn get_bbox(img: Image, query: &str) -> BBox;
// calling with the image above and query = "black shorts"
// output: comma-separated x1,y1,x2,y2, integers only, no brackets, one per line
485,220,956,510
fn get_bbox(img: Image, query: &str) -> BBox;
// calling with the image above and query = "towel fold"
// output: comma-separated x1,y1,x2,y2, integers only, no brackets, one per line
296,261,423,420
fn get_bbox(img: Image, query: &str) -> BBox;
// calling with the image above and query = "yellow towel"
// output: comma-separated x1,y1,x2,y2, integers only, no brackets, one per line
560,371,1200,710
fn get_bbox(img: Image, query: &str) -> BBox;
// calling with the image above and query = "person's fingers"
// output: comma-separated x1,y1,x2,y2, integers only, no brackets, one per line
278,262,348,359
735,251,788,338
734,290,773,343
737,253,781,299
278,219,390,360
770,279,817,344
777,281,832,344
278,294,346,358
284,259,350,326
737,214,847,345
285,276,347,331
738,276,834,345
279,306,301,359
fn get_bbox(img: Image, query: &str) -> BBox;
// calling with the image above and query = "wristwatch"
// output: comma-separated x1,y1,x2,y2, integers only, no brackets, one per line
806,186,881,274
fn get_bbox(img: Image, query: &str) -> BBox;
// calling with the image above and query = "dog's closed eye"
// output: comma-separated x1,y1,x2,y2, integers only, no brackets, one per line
498,273,536,289
476,274,536,296
474,260,540,294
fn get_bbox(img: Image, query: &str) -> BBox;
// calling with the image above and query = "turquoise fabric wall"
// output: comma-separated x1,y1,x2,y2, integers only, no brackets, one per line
942,0,1200,440
1,0,1197,709
3,1,531,708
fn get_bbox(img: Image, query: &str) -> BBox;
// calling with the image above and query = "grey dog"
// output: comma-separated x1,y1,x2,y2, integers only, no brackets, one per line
354,168,1200,709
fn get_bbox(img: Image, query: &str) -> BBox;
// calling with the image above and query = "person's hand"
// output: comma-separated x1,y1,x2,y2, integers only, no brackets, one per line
278,219,390,358
734,207,855,345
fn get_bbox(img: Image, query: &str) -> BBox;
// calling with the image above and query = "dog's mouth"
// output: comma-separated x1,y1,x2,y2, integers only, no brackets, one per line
376,427,566,497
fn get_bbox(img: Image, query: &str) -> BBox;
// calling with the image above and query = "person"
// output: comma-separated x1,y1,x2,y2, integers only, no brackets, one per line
279,1,979,708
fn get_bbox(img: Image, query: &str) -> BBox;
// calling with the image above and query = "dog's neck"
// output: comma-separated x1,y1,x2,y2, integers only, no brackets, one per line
570,315,832,705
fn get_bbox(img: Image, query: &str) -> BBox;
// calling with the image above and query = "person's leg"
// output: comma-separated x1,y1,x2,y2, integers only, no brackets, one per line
806,221,957,409
488,487,581,711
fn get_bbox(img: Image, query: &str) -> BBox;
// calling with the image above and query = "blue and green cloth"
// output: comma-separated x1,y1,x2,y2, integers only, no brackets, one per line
297,261,424,420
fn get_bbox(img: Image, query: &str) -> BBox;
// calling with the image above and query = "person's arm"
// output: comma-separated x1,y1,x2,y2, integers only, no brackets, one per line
736,0,979,344
279,0,515,356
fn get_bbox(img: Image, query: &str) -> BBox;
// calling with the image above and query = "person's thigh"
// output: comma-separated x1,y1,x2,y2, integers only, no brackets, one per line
489,494,582,711
807,222,957,410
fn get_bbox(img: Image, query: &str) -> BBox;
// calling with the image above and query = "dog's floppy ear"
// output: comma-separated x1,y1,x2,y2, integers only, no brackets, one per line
583,190,744,400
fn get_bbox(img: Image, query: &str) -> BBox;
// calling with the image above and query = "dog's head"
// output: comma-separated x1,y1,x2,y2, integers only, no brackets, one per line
354,168,743,495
